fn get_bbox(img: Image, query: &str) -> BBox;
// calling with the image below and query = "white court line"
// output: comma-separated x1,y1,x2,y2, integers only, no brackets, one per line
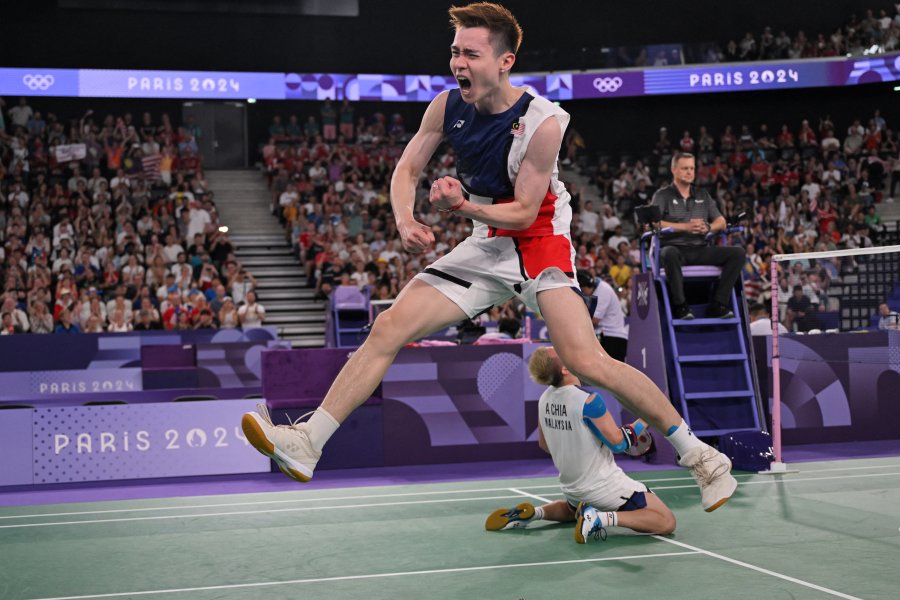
514,490,862,600
0,476,709,521
508,487,553,504
3,468,900,529
651,537,862,600
0,494,522,530
25,551,701,600
5,460,896,522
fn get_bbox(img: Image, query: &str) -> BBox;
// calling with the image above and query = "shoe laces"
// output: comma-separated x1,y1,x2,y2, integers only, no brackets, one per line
256,403,314,431
588,522,608,541
691,448,729,485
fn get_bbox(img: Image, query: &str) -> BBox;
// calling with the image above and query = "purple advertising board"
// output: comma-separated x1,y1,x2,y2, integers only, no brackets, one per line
571,71,645,99
0,368,142,399
27,400,269,485
79,69,286,99
755,330,900,444
3,53,896,101
643,61,837,95
0,409,33,486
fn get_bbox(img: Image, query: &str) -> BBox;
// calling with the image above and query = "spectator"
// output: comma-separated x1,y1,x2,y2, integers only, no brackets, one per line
28,301,54,334
749,302,788,335
54,308,81,334
237,290,266,329
218,297,239,329
878,302,900,331
784,285,817,332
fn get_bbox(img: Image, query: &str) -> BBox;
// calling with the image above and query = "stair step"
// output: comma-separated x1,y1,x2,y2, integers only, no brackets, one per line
232,234,288,242
264,300,326,311
237,247,294,257
264,314,326,324
255,279,314,290
257,289,317,301
672,317,741,326
678,354,746,363
257,290,317,301
250,266,303,276
286,337,327,348
280,324,327,335
684,391,755,400
240,256,298,267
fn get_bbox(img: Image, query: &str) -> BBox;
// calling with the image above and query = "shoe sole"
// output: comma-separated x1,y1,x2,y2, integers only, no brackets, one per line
574,501,587,544
241,413,313,483
485,502,535,531
704,474,738,512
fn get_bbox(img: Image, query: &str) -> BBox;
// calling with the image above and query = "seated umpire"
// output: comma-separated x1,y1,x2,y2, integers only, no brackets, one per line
651,152,745,320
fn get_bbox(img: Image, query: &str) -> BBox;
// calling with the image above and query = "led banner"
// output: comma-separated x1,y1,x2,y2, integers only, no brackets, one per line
0,368,142,399
79,69,286,99
644,61,835,94
1,68,79,97
1,53,898,101
29,400,270,484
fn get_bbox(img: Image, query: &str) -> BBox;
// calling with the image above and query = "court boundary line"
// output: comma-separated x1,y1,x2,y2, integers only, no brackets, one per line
518,491,863,600
3,470,900,529
24,551,702,600
3,461,898,522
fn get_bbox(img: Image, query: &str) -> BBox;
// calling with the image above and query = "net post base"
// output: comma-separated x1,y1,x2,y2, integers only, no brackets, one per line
758,461,800,475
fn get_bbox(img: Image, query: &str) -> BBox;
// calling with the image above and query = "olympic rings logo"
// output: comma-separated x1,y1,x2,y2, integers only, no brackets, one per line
22,74,55,91
592,77,623,93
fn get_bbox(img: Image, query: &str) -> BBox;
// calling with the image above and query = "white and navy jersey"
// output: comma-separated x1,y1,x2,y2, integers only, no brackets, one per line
539,385,646,510
443,88,572,239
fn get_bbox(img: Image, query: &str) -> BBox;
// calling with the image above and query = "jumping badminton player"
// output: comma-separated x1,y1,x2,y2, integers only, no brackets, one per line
242,1,737,513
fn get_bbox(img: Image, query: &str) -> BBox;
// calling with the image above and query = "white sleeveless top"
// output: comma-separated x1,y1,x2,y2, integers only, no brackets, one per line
539,384,646,509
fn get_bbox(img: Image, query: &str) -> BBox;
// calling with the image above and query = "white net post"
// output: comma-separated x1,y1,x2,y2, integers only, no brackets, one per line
764,244,900,475
764,257,790,474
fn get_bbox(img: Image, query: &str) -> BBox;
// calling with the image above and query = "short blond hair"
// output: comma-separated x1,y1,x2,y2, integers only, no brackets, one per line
449,2,523,55
528,347,563,387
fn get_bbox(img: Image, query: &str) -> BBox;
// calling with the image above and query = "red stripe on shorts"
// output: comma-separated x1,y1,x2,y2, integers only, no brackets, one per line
516,235,574,279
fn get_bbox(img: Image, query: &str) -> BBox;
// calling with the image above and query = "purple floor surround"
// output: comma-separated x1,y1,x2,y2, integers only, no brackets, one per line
3,440,899,508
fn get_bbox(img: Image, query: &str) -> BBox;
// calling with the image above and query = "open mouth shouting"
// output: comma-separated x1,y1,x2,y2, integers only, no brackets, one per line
456,75,473,97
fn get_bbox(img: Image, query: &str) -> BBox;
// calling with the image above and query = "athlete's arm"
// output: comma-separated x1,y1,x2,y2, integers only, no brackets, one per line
430,116,563,230
391,92,448,254
582,393,648,453
537,422,550,454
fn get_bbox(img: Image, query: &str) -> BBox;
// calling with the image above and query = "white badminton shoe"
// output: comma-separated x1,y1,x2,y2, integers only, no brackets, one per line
574,502,607,544
679,445,738,512
485,502,536,531
241,403,320,482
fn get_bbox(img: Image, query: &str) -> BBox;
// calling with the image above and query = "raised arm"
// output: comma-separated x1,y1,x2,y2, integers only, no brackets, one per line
390,91,448,254
431,116,562,230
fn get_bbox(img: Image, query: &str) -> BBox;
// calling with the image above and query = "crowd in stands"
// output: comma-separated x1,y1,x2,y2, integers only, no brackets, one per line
263,99,899,334
691,6,900,65
0,97,265,335
575,108,899,331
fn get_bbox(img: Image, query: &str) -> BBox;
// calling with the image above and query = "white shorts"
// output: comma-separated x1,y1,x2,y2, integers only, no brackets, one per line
562,472,648,512
414,234,578,318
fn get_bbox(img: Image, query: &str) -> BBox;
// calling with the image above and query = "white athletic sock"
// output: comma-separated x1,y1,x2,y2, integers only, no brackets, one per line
598,511,618,528
306,408,340,453
665,419,705,458
532,506,545,521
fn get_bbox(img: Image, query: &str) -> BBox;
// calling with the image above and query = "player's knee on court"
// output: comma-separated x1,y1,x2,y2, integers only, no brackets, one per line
657,508,676,535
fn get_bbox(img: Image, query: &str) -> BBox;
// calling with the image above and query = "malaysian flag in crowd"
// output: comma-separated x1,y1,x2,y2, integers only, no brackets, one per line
143,153,162,181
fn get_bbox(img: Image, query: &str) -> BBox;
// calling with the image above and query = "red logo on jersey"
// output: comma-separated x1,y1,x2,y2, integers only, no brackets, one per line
510,121,525,136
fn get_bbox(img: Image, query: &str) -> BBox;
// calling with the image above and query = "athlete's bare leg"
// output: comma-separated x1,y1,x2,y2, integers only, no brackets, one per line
615,492,676,534
321,279,467,422
536,286,682,433
538,285,738,512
